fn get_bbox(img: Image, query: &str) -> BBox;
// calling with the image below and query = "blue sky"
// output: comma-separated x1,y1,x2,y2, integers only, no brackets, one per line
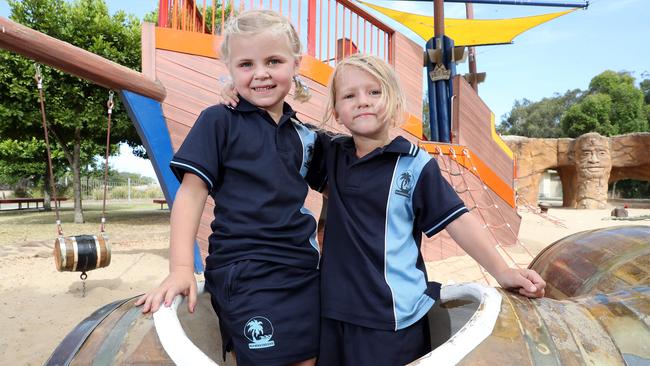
1,0,648,177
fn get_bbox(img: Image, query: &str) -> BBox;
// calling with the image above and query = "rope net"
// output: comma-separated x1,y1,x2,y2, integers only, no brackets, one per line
423,145,547,285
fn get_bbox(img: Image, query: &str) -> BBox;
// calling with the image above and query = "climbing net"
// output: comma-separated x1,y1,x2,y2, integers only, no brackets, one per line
426,144,539,284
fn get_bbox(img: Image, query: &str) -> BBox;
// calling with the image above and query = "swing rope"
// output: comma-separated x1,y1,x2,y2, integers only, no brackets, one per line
35,64,114,296
100,92,114,233
35,64,63,236
34,64,113,235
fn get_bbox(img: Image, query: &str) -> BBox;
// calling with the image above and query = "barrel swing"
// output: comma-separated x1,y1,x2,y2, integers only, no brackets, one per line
34,64,113,295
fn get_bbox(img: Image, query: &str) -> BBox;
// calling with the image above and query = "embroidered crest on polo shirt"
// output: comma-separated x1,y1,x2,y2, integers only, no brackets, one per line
244,316,276,349
395,170,414,198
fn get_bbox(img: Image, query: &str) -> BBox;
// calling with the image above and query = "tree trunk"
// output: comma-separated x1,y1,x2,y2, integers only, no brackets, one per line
72,129,84,223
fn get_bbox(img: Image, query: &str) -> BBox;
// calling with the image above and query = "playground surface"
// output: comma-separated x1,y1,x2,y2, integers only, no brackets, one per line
0,202,648,365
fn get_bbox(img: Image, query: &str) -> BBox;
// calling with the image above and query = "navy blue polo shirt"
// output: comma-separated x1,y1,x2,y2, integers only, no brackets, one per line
170,98,326,270
318,136,468,331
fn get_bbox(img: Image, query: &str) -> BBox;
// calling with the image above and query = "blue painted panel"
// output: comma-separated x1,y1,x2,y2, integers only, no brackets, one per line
119,90,204,274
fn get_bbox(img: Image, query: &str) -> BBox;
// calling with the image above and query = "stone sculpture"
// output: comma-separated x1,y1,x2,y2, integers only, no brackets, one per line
503,132,650,208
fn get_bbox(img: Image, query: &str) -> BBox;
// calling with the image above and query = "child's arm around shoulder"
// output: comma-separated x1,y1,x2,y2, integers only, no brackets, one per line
446,213,546,298
136,173,209,313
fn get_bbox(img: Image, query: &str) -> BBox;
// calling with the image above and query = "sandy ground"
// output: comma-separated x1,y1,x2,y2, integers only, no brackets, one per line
0,204,648,365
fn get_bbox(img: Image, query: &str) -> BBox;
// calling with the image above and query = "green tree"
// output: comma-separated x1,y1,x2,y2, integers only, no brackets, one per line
498,89,581,138
0,0,142,222
561,70,648,137
561,93,617,137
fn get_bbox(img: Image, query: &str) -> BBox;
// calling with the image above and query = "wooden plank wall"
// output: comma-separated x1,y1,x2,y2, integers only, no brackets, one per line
393,33,423,120
453,76,513,186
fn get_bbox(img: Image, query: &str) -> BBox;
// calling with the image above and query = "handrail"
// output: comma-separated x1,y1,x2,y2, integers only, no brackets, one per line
157,0,395,66
152,281,502,366
0,16,166,101
159,0,207,32
410,283,502,366
153,282,219,365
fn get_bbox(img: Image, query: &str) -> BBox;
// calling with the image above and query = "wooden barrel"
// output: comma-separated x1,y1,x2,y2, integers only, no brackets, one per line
53,234,111,272
47,283,649,366
444,286,650,366
45,291,235,366
528,225,650,300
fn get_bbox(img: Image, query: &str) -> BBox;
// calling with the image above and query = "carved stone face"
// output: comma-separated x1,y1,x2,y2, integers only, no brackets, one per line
576,135,612,180
573,133,612,209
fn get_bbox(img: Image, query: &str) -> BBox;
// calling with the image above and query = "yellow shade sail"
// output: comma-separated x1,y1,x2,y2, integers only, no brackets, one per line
360,1,576,47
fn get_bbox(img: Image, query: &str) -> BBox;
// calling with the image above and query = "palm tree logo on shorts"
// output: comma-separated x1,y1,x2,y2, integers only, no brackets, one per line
244,316,275,349
395,170,414,197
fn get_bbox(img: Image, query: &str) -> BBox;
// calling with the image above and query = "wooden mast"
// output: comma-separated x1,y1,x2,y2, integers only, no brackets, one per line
0,16,166,101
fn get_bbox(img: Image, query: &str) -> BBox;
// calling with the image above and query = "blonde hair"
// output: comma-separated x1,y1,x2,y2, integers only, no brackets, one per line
220,10,310,102
323,54,406,126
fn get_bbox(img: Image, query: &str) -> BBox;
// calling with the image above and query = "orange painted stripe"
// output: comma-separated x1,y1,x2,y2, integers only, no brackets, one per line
299,55,333,86
419,143,515,208
401,113,423,139
156,27,218,58
155,28,333,88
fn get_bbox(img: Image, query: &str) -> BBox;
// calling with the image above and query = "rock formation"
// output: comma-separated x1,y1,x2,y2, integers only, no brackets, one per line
503,132,650,208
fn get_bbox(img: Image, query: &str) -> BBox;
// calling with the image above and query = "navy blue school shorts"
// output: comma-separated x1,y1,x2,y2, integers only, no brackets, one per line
317,315,431,366
204,260,320,366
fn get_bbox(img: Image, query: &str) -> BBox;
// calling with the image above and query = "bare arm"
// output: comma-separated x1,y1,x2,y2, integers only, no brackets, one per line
136,173,209,313
445,213,546,298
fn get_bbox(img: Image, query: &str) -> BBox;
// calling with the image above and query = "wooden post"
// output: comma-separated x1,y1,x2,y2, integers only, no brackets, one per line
434,0,444,37
466,3,478,92
0,17,166,101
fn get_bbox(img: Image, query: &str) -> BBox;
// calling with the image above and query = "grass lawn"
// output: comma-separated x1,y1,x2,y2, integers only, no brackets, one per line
0,199,170,246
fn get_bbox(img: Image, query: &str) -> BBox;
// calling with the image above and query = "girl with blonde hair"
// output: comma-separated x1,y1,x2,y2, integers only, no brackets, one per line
137,10,325,366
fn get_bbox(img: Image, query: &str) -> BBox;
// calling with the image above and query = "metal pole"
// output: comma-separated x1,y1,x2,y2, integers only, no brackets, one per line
434,0,444,37
406,0,588,8
466,2,478,92
128,177,131,203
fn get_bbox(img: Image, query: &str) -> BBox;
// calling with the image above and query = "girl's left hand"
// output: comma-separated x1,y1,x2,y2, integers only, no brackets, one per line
494,268,546,298
217,76,238,107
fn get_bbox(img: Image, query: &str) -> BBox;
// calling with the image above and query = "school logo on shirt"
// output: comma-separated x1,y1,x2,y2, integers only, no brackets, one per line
395,170,414,198
244,316,276,349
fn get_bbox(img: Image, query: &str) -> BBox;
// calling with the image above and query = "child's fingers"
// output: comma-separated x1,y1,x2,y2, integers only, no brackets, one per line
134,294,145,306
188,283,198,313
151,289,169,313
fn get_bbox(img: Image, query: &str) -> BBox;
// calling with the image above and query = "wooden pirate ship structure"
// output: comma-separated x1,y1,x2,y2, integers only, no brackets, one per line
0,0,583,272
7,1,647,365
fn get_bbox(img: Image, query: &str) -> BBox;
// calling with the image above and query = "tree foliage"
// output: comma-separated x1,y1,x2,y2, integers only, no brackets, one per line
0,0,143,221
561,70,648,137
499,70,649,139
497,89,581,138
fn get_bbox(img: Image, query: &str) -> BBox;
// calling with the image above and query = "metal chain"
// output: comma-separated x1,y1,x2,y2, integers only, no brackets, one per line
80,272,88,297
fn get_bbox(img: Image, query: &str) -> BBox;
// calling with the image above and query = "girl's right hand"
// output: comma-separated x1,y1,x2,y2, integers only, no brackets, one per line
135,269,198,314
217,77,238,107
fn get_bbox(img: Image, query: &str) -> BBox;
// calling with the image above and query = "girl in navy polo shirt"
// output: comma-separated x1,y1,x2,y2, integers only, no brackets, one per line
136,10,326,366
315,54,546,366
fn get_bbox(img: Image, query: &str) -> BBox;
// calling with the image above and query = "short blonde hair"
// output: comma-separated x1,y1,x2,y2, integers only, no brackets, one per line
220,10,309,102
323,54,406,126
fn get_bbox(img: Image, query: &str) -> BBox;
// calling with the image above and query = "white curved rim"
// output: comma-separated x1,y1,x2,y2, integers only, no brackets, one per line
408,283,502,365
153,281,219,365
153,282,501,366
